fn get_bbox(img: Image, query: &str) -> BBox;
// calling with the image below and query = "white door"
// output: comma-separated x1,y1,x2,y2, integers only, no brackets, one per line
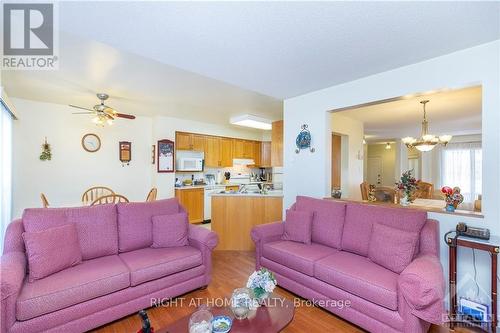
367,157,383,186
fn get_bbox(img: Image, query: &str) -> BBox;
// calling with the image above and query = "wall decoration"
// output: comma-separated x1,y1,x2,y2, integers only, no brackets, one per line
82,133,101,152
295,124,315,153
39,137,52,161
119,141,131,166
157,139,175,173
151,145,156,164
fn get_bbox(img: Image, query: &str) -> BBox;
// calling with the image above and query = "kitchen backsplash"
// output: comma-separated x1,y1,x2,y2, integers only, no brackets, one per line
175,166,276,184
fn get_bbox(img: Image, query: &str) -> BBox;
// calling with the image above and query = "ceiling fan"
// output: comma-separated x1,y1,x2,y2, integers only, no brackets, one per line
69,93,136,126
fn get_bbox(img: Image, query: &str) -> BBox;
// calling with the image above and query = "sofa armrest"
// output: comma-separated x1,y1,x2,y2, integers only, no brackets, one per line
1,252,26,333
398,255,445,324
188,224,218,250
251,221,284,244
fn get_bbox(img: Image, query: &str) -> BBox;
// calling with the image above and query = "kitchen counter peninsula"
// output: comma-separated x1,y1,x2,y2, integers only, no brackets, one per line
211,194,283,250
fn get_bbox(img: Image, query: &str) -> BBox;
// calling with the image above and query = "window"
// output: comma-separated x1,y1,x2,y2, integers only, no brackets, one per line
0,101,13,246
441,142,482,204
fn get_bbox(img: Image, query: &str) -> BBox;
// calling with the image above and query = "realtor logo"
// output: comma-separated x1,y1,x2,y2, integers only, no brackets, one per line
2,2,58,69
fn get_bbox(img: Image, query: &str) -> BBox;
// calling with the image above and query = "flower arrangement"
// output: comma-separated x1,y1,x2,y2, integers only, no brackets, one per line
246,268,277,302
441,186,464,211
395,170,419,205
39,137,52,161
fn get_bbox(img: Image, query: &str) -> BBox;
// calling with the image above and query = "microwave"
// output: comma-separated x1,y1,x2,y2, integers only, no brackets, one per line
176,157,204,172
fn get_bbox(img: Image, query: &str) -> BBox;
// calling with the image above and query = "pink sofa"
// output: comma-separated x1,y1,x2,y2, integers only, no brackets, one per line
252,196,445,333
1,198,218,333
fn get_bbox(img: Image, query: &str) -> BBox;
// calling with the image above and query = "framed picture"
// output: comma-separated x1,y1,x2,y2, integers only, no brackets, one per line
157,139,174,173
119,141,131,165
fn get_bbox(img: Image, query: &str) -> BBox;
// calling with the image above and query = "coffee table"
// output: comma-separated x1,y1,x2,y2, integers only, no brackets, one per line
158,293,295,333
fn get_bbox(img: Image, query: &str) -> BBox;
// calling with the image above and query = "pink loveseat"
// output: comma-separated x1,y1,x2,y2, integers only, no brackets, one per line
1,198,218,333
252,196,445,333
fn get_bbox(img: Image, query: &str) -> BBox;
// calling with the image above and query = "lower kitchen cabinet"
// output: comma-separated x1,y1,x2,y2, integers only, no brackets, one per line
175,188,204,223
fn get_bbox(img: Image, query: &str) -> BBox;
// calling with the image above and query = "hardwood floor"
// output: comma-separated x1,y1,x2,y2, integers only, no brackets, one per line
93,251,471,333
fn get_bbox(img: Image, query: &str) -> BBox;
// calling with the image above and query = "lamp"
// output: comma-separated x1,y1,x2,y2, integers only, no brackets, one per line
402,100,452,152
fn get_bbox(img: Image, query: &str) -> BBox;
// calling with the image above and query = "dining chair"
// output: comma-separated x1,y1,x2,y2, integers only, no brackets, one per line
82,186,115,205
146,188,158,202
373,186,397,203
416,182,434,199
90,194,129,206
40,193,50,208
360,182,370,200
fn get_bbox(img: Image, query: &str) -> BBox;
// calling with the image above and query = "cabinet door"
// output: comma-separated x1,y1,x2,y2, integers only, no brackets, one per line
175,189,204,223
233,139,245,158
192,135,206,152
261,141,271,167
176,132,192,150
243,140,253,158
220,138,234,167
253,141,262,166
271,120,283,166
205,136,221,167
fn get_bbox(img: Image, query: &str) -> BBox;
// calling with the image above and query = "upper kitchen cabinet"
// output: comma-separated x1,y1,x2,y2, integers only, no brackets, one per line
204,136,221,167
233,139,254,159
271,120,283,166
253,141,262,166
175,132,205,151
219,137,234,167
260,141,271,167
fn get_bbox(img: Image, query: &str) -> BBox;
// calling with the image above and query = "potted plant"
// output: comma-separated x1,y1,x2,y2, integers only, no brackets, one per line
441,186,464,212
395,170,419,206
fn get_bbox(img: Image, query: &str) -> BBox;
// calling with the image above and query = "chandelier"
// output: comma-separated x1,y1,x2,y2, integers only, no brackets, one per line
402,100,452,152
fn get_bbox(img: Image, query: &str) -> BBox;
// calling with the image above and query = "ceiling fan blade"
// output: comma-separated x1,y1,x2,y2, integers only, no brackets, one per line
116,113,136,119
69,104,94,112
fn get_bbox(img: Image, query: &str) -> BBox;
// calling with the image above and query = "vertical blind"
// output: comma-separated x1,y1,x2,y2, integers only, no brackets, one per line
0,101,13,247
441,141,482,204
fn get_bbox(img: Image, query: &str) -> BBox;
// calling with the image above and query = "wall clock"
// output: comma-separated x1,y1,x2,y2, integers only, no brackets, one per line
82,133,101,152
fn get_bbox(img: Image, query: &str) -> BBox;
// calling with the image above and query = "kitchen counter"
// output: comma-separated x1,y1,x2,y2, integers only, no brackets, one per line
211,195,283,250
174,183,244,190
211,190,283,197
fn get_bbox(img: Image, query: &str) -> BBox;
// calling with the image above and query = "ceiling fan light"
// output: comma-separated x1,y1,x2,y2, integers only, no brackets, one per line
92,116,100,124
107,119,113,125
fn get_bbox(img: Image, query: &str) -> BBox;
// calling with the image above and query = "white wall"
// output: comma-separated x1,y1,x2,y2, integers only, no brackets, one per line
284,40,500,309
11,98,153,218
331,113,364,199
151,116,264,199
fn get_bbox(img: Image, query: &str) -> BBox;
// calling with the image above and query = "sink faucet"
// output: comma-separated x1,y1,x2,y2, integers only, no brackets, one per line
238,184,248,193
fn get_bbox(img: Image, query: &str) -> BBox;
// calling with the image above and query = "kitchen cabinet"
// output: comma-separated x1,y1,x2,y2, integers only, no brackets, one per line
233,139,255,159
271,120,283,167
175,188,204,223
175,132,205,151
219,138,234,167
252,141,262,166
225,185,240,192
204,136,221,167
260,141,271,167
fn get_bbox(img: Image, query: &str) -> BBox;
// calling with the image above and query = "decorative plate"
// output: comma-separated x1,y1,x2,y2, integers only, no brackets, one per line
295,124,315,153
212,315,232,333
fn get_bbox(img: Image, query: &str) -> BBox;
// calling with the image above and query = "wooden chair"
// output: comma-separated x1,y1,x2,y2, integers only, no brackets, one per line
40,193,49,208
146,188,158,202
373,186,397,203
360,182,370,200
82,186,114,205
90,194,129,206
416,182,434,199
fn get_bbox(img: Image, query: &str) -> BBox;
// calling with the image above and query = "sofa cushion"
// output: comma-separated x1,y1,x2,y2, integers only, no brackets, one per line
16,255,130,321
119,246,202,286
368,223,419,273
152,212,189,248
341,202,427,257
23,224,82,282
315,251,399,311
295,196,346,249
262,240,337,276
281,209,313,244
117,198,181,252
22,204,118,260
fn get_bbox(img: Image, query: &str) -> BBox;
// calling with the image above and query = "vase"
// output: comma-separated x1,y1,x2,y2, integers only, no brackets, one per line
230,288,251,320
400,195,410,206
253,290,270,306
446,204,456,212
189,307,213,333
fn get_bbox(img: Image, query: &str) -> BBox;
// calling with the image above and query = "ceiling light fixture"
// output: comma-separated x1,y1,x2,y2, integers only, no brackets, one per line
230,114,272,130
402,100,452,152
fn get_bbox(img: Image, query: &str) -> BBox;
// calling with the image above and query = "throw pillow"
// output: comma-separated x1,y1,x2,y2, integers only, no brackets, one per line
281,209,314,245
152,212,189,248
368,222,419,273
23,224,82,282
